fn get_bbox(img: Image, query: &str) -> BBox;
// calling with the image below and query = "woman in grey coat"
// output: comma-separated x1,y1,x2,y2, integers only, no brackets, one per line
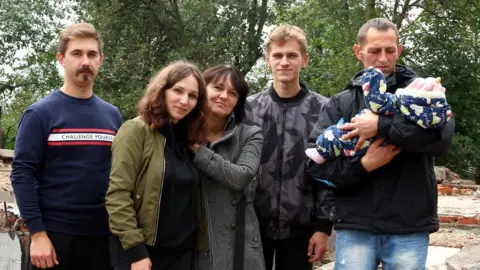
189,64,266,270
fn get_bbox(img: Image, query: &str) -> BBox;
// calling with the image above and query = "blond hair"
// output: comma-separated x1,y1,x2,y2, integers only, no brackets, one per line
58,22,104,55
265,24,308,55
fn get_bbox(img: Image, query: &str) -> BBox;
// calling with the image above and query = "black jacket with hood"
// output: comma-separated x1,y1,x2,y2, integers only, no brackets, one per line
307,65,455,234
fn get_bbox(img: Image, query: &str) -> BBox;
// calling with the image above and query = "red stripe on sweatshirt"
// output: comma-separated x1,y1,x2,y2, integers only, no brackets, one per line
51,128,116,134
47,141,113,146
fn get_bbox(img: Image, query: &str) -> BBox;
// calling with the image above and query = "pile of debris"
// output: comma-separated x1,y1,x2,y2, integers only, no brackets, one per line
433,169,480,267
315,166,480,270
0,149,29,270
0,148,22,234
0,205,25,232
0,149,14,203
435,166,478,186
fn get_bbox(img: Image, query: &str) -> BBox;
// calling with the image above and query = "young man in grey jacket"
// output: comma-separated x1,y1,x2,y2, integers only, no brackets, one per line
244,24,332,270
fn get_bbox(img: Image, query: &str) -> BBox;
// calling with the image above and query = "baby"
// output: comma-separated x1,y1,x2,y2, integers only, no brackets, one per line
305,67,453,168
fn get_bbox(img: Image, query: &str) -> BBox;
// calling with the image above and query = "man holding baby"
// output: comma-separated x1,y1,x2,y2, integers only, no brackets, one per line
307,18,455,270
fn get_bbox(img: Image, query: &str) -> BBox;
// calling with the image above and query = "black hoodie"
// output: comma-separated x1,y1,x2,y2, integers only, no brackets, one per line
307,65,455,234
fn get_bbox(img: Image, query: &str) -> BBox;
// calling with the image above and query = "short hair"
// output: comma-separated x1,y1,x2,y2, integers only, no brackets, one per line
357,18,400,46
137,61,207,144
58,22,104,55
203,64,249,123
265,24,308,55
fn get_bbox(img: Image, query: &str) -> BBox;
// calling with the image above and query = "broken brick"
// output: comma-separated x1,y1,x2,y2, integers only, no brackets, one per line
439,216,458,223
438,185,453,195
458,216,476,225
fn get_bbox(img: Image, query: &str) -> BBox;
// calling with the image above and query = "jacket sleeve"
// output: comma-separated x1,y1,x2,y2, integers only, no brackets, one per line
106,119,149,262
307,97,369,188
307,98,334,235
377,114,455,156
10,109,46,235
193,127,264,191
312,181,335,235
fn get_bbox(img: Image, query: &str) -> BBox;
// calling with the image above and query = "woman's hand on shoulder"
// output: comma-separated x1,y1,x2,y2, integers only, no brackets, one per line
131,257,151,270
188,144,201,153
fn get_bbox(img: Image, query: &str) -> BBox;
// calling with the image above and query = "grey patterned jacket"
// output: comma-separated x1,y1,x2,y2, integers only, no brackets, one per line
244,83,334,240
194,116,265,270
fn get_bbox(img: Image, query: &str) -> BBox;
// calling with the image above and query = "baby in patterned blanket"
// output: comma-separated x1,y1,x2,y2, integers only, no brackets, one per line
305,67,453,168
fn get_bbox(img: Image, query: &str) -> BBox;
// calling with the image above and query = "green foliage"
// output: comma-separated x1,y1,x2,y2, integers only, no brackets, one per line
0,0,77,92
1,0,480,181
79,0,277,120
0,0,68,69
277,0,480,180
0,0,76,148
276,0,365,97
437,134,480,181
1,90,46,149
404,0,480,181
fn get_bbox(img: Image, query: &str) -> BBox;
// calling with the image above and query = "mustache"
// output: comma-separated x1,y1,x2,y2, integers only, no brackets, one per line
76,67,93,75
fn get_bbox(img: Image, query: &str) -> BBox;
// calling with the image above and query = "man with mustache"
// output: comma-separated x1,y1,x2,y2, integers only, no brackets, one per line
11,22,122,270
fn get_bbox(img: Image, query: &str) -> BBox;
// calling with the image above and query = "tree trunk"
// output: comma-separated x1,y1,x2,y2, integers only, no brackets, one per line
169,0,186,47
366,0,375,20
242,0,268,75
392,0,399,25
395,0,411,32
0,129,4,149
475,27,479,66
0,107,3,149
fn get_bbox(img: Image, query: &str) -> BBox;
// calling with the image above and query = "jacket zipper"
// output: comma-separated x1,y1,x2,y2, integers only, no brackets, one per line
276,103,287,237
329,205,336,222
201,182,215,269
153,138,167,245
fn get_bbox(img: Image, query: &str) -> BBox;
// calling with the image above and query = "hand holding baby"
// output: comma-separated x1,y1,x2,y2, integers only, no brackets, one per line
406,77,445,93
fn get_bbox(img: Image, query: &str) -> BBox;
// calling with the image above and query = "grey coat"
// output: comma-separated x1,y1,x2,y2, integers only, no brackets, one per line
193,117,266,270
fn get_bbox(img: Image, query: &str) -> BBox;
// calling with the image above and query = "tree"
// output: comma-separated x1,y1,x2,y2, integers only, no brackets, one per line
0,0,78,149
276,0,365,97
277,0,480,181
403,0,480,179
366,0,376,19
78,0,284,120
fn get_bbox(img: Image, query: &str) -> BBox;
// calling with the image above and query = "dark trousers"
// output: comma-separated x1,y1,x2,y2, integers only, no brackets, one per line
262,234,312,270
110,237,193,270
112,251,193,270
26,231,111,270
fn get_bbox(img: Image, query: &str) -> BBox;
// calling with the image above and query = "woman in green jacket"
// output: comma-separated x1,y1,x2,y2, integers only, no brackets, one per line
106,61,207,270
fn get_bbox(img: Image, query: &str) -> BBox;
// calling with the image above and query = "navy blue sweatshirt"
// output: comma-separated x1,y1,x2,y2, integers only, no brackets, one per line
10,90,122,236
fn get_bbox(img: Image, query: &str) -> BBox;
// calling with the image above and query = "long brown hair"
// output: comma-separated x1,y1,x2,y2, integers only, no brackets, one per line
137,61,206,144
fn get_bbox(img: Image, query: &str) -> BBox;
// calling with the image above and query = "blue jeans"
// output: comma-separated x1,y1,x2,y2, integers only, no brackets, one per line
334,229,429,270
